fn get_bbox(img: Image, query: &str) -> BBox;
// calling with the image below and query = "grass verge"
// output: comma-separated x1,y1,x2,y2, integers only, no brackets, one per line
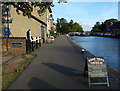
2,52,37,89
2,52,14,57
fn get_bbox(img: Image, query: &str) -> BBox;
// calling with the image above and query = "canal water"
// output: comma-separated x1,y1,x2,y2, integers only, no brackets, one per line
70,36,120,73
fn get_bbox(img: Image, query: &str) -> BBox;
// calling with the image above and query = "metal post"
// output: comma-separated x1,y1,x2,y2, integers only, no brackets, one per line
82,48,88,77
6,4,9,51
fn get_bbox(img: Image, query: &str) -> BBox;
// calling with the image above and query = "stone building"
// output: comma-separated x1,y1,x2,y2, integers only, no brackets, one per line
1,3,54,53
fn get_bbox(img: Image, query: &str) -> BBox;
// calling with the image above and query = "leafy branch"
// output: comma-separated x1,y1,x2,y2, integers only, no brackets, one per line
3,0,67,18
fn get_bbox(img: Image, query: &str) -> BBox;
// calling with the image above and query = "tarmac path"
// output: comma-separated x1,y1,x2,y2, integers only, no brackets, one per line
7,35,119,90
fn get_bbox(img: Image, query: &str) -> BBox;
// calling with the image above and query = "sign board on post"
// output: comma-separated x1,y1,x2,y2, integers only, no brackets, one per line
4,27,10,35
87,57,109,87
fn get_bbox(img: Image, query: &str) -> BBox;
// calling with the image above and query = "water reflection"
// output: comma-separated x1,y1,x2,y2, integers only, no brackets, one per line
71,36,119,73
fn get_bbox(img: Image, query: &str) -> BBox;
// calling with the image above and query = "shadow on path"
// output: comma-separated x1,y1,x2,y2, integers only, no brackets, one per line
28,77,57,89
42,63,88,87
42,63,82,77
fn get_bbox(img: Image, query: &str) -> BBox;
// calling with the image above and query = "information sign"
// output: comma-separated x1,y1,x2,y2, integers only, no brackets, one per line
4,27,10,35
2,19,12,23
88,57,107,77
11,42,23,48
87,57,109,87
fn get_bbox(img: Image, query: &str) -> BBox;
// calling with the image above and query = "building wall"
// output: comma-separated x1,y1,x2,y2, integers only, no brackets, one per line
46,9,51,36
9,6,41,38
1,5,54,53
31,7,48,42
32,7,47,24
46,8,54,39
9,6,53,40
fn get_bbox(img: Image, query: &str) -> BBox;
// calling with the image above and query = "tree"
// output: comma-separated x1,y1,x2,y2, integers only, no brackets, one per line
104,19,118,30
91,22,101,32
72,22,83,32
99,22,106,31
56,18,61,33
70,20,74,24
61,23,70,34
3,2,54,18
2,0,67,18
59,18,67,23
56,18,83,34
69,20,74,32
91,18,118,32
56,18,68,33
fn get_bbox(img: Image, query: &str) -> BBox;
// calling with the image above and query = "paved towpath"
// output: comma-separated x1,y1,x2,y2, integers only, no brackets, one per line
7,35,119,89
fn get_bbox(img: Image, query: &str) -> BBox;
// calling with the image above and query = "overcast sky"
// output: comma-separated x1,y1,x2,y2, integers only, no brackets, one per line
51,1,118,31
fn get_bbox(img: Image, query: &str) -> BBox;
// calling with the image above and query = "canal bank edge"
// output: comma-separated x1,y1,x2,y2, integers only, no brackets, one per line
66,35,120,81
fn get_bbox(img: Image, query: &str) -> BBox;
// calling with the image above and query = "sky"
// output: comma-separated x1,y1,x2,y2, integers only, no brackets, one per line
51,1,119,31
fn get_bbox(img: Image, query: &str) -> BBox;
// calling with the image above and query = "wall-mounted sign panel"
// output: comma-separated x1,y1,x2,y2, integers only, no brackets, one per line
11,42,23,48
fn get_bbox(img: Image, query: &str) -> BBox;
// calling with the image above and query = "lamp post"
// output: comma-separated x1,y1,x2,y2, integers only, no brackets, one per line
3,4,10,51
6,5,9,38
6,4,9,51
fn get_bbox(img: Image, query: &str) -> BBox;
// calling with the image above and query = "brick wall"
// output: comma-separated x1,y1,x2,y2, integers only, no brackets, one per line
1,37,26,54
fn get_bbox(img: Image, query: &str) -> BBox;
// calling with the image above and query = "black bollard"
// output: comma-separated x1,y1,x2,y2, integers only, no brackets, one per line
82,48,88,77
